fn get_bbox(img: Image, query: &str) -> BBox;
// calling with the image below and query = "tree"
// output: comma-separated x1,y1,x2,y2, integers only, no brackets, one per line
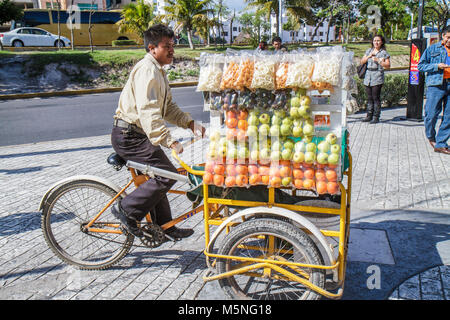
118,0,161,39
213,0,231,47
239,11,271,46
424,0,449,38
164,0,213,50
0,0,23,50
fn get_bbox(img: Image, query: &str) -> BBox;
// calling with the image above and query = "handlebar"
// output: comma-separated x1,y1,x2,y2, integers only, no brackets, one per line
171,135,205,177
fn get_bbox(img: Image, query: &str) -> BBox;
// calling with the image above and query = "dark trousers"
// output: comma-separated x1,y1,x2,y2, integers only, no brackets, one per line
365,84,383,118
111,126,177,225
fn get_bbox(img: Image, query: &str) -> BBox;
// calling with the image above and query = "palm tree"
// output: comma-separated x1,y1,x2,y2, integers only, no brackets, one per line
118,0,162,39
163,0,213,49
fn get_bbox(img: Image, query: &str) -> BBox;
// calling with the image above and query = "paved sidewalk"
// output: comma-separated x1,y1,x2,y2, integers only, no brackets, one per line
0,106,448,300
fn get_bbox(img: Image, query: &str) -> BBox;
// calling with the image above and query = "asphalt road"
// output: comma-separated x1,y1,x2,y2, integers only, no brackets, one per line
0,86,207,147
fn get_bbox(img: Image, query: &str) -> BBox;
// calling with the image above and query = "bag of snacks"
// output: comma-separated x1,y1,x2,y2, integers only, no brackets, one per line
250,52,276,91
220,51,241,91
285,50,315,89
311,46,344,89
196,53,224,92
234,51,255,91
275,53,290,90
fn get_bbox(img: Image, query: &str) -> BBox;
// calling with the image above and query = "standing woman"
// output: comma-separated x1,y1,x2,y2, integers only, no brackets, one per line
360,35,391,123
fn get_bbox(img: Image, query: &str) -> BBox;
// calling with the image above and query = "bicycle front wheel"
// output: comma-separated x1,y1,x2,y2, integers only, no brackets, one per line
41,179,134,270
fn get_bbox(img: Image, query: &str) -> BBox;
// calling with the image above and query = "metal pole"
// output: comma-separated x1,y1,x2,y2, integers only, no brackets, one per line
417,0,425,39
279,0,282,37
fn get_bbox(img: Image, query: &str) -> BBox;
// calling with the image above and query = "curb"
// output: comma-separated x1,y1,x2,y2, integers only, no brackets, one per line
0,81,199,100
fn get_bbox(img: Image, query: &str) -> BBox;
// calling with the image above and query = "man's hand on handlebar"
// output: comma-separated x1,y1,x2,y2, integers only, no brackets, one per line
189,120,206,138
170,141,183,154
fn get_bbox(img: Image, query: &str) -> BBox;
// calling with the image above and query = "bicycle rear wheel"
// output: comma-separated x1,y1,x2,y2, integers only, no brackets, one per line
217,218,325,300
41,179,134,270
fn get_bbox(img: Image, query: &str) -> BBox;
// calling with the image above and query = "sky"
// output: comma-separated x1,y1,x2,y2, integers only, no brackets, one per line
226,0,248,13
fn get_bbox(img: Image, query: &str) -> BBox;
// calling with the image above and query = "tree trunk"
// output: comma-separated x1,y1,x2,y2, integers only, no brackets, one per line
70,0,75,50
56,0,61,51
187,28,195,50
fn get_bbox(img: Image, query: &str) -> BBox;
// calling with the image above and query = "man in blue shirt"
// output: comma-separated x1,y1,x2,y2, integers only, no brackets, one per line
418,25,450,154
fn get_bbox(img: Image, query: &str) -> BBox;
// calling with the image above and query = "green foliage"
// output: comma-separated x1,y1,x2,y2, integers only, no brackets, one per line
354,73,409,109
0,0,23,25
118,0,160,39
112,40,138,46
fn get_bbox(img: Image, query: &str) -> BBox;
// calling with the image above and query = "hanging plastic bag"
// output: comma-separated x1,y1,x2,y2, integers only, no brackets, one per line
196,53,224,92
250,52,276,91
285,50,315,89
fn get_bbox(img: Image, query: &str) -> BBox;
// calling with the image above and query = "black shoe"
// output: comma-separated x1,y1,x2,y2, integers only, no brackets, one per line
370,118,379,124
165,227,194,240
111,203,143,237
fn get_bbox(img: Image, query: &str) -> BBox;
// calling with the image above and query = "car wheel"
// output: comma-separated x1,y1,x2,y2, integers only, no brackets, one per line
12,40,24,47
54,40,64,48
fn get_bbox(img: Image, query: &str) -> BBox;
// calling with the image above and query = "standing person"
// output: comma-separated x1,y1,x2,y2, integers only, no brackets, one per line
418,25,450,154
258,41,268,50
360,34,391,123
111,24,206,239
272,36,287,52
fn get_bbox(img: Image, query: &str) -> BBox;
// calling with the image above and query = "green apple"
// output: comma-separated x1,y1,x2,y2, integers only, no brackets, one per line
271,140,282,151
238,147,249,159
302,123,314,136
227,147,237,159
271,150,281,161
296,88,307,97
248,115,259,126
328,153,339,165
293,119,302,127
210,130,221,141
280,124,291,136
247,125,258,137
282,177,292,186
326,133,338,145
260,148,271,160
283,140,295,151
303,135,313,143
295,141,306,153
274,109,286,118
281,148,293,160
207,149,217,160
290,97,301,108
292,126,303,137
259,113,270,124
304,151,316,164
293,151,305,163
300,95,311,106
331,144,341,154
306,142,317,153
270,125,280,137
209,141,218,151
317,152,328,164
318,141,330,153
258,124,270,136
282,117,293,126
250,150,259,161
271,115,282,126
249,109,260,117
290,107,300,118
299,105,311,117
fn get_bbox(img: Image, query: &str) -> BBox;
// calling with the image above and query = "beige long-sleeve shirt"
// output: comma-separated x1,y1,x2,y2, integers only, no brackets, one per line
114,53,193,148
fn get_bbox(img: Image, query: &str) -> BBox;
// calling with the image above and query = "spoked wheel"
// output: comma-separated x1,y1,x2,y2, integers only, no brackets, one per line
41,180,134,270
217,218,325,300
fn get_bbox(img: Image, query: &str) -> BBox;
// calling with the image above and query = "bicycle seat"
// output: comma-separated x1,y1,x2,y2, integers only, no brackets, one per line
107,153,126,171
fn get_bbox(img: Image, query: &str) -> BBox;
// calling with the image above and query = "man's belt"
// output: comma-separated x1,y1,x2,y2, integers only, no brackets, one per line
113,119,146,135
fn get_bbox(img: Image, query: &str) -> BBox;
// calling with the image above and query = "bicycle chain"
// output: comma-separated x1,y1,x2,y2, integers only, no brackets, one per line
139,224,166,248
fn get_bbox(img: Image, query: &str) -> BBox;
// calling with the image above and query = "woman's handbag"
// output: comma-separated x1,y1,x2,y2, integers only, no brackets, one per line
357,62,367,79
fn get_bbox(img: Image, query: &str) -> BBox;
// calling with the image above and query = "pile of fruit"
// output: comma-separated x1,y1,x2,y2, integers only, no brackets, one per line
198,49,347,195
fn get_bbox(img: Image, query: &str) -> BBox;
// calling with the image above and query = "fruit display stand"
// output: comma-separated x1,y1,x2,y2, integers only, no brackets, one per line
183,48,354,300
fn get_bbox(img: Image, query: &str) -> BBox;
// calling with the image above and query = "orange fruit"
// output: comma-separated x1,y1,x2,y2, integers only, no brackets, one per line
226,164,236,176
261,175,270,185
316,164,326,170
213,164,225,175
259,166,270,176
279,160,291,166
304,168,315,180
292,162,302,169
279,166,292,178
327,182,339,194
294,179,303,189
248,164,259,175
226,117,238,129
315,169,326,181
269,166,280,177
249,174,261,185
236,174,248,186
236,164,248,175
213,174,224,186
316,180,327,194
326,169,338,182
237,110,248,120
203,172,213,184
226,128,237,140
237,129,247,141
225,176,236,187
269,176,282,188
237,119,248,131
205,161,215,173
303,178,315,189
293,168,304,179
226,110,237,119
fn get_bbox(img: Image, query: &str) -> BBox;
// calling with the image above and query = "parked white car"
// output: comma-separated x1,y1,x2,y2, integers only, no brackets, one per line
0,27,71,47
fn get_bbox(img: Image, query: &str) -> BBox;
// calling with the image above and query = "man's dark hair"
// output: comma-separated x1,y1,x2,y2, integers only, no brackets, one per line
272,36,282,43
442,25,450,35
144,24,174,52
